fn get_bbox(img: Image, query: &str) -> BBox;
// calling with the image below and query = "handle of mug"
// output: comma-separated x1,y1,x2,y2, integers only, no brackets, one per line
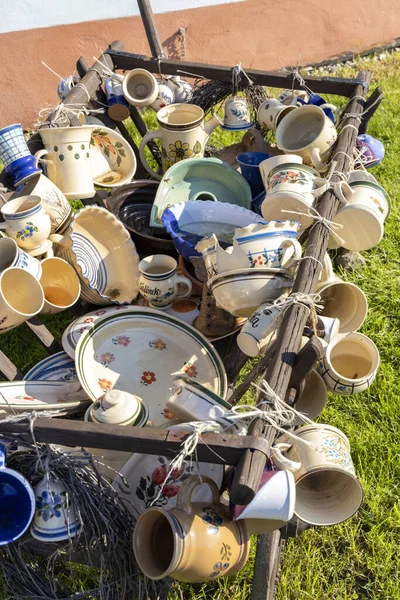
271,443,302,473
139,130,163,180
317,252,334,285
310,177,329,199
319,103,340,123
333,181,354,206
176,474,221,513
34,149,53,166
0,224,7,233
309,147,326,172
275,277,294,289
279,239,302,271
175,275,193,299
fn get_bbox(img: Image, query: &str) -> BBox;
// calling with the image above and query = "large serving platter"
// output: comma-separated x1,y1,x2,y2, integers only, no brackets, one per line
75,308,228,428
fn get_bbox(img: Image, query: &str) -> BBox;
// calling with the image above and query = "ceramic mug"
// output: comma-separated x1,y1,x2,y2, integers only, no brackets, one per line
316,254,368,333
261,163,329,230
150,82,175,112
316,331,380,395
257,98,297,131
259,154,303,189
0,236,42,280
31,475,82,542
104,77,130,121
0,195,52,252
278,89,310,105
271,424,363,526
39,257,81,314
11,173,72,235
234,220,302,270
236,152,270,197
133,475,250,582
275,105,338,170
0,123,41,186
36,126,95,200
166,76,193,103
223,96,253,131
291,369,327,426
122,68,159,107
0,443,35,544
330,181,388,252
0,267,44,334
139,254,192,309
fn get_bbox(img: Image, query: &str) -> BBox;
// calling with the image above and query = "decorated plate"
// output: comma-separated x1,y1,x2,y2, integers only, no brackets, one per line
75,308,227,428
90,125,137,187
25,351,77,382
112,450,224,516
0,381,89,412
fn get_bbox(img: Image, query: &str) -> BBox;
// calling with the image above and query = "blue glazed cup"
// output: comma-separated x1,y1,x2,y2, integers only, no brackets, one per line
236,152,271,198
0,124,41,186
105,78,130,122
0,443,35,545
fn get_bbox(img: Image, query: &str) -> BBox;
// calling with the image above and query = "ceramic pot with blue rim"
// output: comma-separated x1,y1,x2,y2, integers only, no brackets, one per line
0,236,42,279
0,443,35,545
104,77,130,122
30,475,82,542
0,124,42,186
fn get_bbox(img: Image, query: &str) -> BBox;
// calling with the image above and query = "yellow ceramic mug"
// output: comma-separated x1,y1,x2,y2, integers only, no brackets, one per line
133,475,250,582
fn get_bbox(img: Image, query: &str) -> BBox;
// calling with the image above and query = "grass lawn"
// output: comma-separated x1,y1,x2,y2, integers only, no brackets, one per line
1,52,400,599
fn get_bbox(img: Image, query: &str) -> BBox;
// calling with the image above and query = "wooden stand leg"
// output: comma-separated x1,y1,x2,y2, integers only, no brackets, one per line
252,531,284,600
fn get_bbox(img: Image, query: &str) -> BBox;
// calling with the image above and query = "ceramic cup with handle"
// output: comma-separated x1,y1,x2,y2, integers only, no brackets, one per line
257,98,297,131
139,254,192,309
271,424,363,526
39,257,81,314
0,195,52,252
316,331,380,395
316,253,368,333
261,163,329,230
275,104,338,171
122,68,159,107
0,267,44,334
0,236,42,280
36,126,95,200
0,123,42,186
0,443,35,545
133,475,250,582
11,173,72,235
237,302,283,357
259,154,303,189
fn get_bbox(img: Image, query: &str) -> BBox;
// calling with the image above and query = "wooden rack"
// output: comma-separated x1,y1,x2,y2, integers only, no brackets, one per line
0,41,382,600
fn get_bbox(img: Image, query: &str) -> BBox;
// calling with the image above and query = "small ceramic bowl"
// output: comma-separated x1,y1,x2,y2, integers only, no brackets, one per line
166,376,231,424
90,125,137,187
208,268,293,317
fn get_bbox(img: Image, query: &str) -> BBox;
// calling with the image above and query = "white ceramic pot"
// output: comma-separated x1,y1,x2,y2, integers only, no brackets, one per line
0,195,52,252
316,332,380,395
234,220,302,270
271,424,363,526
11,174,71,234
257,98,297,131
36,126,95,200
39,257,81,314
275,105,338,170
208,268,293,317
0,267,44,334
261,163,329,230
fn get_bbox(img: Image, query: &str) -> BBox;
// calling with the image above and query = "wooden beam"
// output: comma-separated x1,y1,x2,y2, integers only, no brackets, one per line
106,50,366,97
230,70,372,507
0,418,271,466
0,351,23,381
358,85,384,134
137,0,164,58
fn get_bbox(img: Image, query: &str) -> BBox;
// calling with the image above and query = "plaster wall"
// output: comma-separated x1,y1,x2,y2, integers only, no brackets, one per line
0,0,399,128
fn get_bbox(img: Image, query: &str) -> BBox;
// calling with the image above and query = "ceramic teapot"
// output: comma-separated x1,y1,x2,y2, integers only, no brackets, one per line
139,103,222,179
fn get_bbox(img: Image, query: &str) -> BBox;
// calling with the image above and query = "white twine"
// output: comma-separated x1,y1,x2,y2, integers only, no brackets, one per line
283,67,314,97
232,63,253,94
340,94,382,123
298,255,323,268
37,102,104,127
281,206,346,245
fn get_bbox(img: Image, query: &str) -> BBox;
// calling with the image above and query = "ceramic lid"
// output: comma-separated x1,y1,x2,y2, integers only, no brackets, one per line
334,204,384,251
91,390,142,424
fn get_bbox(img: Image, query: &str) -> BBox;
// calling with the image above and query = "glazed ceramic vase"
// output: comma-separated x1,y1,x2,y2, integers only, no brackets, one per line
139,104,222,179
133,475,249,582
36,126,95,200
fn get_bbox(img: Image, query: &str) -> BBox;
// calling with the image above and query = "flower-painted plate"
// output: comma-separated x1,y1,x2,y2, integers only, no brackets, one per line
75,308,227,428
0,381,89,412
25,351,77,382
112,450,224,516
90,125,137,187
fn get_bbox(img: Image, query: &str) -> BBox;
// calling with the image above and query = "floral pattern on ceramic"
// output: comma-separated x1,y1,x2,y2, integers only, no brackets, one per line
135,457,196,508
91,129,126,168
209,543,232,577
112,335,130,346
163,407,176,420
183,362,198,378
149,338,167,350
141,371,156,386
98,378,112,392
201,506,224,533
168,140,202,161
318,435,355,473
100,352,115,366
268,169,310,191
36,489,68,521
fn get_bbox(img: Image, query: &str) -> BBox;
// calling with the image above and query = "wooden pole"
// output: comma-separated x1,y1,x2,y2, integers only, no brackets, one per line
137,0,164,58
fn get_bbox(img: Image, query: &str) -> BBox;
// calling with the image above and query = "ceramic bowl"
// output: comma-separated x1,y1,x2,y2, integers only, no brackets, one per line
208,268,293,317
51,206,140,305
106,181,177,257
162,200,266,262
90,126,137,187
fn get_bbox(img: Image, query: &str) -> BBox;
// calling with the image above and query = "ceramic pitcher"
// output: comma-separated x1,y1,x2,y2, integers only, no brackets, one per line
36,126,95,200
133,475,249,582
139,103,222,179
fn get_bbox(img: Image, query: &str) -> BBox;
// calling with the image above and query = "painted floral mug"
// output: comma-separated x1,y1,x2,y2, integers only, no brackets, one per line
133,475,250,582
0,195,51,252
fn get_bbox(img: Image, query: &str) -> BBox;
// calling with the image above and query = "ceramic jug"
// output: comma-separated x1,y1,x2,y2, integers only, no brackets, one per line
133,475,250,582
139,103,222,179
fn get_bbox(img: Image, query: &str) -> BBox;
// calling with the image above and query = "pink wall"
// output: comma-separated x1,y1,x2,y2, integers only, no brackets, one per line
1,0,399,128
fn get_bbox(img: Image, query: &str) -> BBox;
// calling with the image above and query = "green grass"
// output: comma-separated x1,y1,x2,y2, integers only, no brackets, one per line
1,52,400,599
